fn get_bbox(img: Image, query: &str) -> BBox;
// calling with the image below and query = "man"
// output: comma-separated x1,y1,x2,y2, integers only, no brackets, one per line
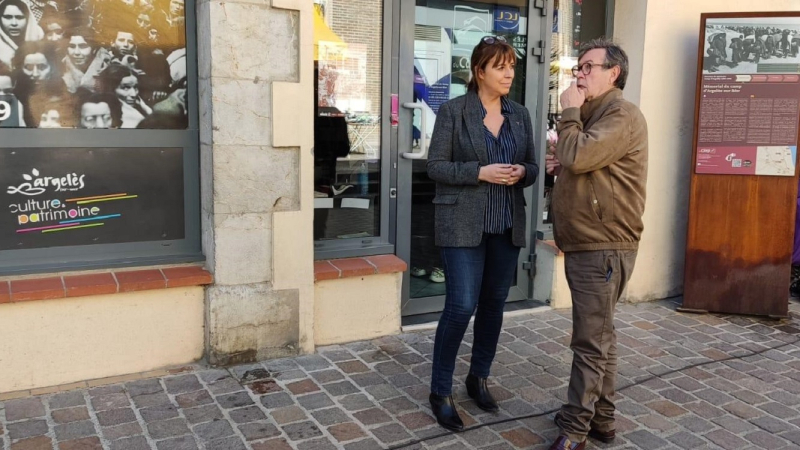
111,30,137,58
78,93,121,129
545,38,648,450
729,35,743,67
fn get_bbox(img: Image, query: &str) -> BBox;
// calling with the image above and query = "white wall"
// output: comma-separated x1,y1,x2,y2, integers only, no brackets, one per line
314,274,402,346
614,0,800,301
0,288,205,393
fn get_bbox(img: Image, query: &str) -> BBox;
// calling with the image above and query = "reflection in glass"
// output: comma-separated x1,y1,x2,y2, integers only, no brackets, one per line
544,0,607,224
313,0,383,241
0,0,187,129
409,0,528,299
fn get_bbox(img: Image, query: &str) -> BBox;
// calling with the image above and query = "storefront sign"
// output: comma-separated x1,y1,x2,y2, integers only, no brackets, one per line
494,6,520,34
696,17,800,176
0,147,184,250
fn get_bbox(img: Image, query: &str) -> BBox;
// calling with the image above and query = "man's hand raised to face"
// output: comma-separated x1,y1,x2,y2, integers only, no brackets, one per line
560,81,586,110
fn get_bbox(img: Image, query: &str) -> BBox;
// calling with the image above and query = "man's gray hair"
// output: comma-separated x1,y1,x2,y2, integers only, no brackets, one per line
579,38,629,90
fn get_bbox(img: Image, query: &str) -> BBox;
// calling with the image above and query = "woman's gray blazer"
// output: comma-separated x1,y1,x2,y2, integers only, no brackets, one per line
426,90,539,248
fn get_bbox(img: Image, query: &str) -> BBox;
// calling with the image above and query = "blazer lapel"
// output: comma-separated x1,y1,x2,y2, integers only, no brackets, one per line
464,91,489,166
508,108,526,164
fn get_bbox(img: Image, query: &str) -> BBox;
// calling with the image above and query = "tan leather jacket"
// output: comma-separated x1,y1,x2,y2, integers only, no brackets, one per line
552,88,648,252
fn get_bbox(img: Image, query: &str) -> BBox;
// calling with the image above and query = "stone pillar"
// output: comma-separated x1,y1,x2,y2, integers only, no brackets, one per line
197,0,315,365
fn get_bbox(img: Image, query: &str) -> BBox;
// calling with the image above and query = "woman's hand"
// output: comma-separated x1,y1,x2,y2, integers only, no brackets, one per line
508,165,526,185
479,164,514,185
545,154,562,176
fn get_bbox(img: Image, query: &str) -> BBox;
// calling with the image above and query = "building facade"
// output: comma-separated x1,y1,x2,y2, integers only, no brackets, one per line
1,0,797,394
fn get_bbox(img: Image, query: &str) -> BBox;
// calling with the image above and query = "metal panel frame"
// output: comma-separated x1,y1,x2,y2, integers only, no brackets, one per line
533,0,616,243
0,0,202,275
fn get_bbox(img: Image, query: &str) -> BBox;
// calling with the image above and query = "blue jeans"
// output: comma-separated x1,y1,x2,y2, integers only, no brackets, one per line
430,231,521,396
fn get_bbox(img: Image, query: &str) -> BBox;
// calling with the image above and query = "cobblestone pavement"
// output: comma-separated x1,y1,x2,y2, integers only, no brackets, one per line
3,298,800,450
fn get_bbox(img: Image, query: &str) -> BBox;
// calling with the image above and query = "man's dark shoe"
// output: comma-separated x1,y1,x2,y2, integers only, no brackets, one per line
465,373,499,412
588,427,616,443
547,436,586,450
429,393,464,432
553,412,615,444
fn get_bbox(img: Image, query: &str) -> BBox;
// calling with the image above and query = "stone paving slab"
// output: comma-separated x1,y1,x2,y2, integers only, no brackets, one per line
3,298,800,449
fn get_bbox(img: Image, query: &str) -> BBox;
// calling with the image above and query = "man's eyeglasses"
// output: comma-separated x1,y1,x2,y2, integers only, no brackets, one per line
481,35,507,45
571,62,615,77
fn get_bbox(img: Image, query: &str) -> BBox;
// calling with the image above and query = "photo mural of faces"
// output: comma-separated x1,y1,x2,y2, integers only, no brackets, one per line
0,0,187,129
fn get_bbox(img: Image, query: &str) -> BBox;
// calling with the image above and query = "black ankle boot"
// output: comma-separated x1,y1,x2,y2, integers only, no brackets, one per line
429,393,464,432
465,373,499,412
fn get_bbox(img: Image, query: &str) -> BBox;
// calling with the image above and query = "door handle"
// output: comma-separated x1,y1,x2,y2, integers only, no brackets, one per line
402,102,428,159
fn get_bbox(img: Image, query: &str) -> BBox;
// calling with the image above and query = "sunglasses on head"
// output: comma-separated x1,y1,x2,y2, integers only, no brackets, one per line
481,35,507,45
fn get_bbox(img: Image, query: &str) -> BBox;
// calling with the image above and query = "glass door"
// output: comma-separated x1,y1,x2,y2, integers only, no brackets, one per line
396,0,548,317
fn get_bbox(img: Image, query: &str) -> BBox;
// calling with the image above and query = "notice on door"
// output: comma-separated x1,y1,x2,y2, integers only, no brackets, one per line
695,17,800,176
0,147,185,251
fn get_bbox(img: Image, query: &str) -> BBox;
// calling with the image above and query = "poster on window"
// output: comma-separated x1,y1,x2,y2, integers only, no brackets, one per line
0,147,185,250
0,0,187,129
695,16,800,176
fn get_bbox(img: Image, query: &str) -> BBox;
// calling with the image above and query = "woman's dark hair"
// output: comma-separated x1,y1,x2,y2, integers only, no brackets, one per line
39,7,65,31
467,37,517,92
33,94,76,127
0,0,29,22
101,64,139,94
0,0,29,42
12,41,57,72
64,27,98,51
11,41,60,88
138,50,170,94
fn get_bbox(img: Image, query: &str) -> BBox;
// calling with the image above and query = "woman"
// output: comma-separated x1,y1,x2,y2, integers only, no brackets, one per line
62,28,110,94
11,40,61,126
102,64,152,128
427,35,538,431
0,0,43,68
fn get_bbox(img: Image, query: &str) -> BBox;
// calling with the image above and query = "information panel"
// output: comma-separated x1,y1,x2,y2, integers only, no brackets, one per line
696,17,800,176
0,147,184,251
683,13,800,318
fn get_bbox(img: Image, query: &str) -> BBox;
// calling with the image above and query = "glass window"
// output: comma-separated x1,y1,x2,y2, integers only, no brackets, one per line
407,0,529,302
0,0,198,275
313,0,383,241
0,0,188,129
544,0,608,224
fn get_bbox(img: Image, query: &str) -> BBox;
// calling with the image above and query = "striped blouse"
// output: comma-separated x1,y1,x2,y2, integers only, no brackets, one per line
479,97,515,234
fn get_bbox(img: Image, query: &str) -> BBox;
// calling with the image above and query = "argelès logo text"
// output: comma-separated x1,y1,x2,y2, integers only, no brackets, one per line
7,168,86,196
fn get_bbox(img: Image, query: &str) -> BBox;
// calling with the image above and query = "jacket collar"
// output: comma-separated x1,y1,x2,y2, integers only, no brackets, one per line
465,90,525,165
478,95,513,118
580,88,623,123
